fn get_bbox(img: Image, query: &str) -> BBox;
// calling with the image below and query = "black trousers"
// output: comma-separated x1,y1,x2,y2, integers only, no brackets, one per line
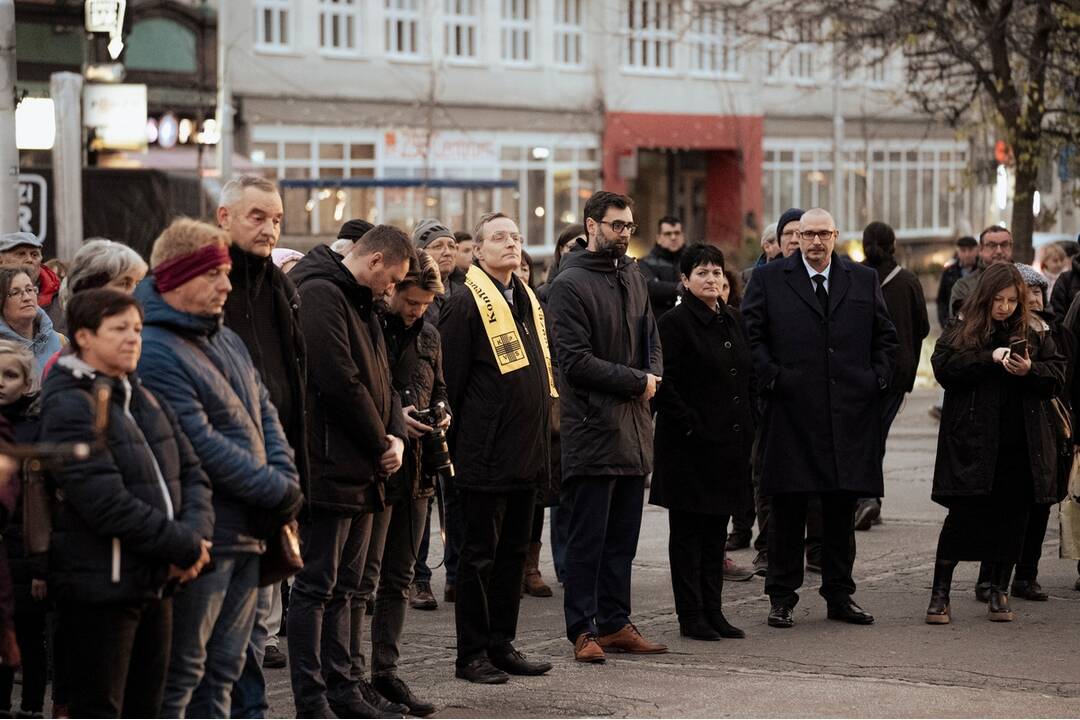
977,502,1053,585
0,588,47,713
61,598,172,718
562,475,645,642
766,492,857,608
669,510,729,620
454,488,535,665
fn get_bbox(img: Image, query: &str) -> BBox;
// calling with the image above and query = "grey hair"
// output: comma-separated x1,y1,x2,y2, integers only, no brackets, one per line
761,222,778,245
60,239,149,306
219,174,278,209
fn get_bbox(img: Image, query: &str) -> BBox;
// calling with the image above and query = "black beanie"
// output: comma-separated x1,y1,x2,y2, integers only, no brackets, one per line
338,219,374,240
777,208,805,237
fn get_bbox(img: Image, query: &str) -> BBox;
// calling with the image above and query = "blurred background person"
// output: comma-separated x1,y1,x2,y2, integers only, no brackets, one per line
0,267,64,371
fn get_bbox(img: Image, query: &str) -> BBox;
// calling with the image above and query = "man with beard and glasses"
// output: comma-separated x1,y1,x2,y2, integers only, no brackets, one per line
547,191,666,664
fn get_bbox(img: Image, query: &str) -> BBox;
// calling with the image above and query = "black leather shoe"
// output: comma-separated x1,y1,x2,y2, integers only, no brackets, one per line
455,657,510,684
706,611,746,639
1010,580,1049,601
488,647,552,676
679,617,721,640
827,599,874,625
726,533,751,551
358,680,408,716
373,675,435,717
297,703,338,719
767,604,794,628
328,695,399,719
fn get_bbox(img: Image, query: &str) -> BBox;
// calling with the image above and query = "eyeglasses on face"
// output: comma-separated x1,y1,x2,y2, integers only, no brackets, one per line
7,286,38,299
600,220,638,235
984,240,1013,251
798,230,837,242
489,231,524,246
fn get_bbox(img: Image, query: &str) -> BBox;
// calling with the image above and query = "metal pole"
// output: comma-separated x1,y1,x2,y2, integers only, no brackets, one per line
0,0,19,233
50,72,84,262
216,0,232,181
831,50,845,237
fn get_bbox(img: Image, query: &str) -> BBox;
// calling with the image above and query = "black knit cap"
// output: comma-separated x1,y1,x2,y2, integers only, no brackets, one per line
777,208,805,237
338,219,374,240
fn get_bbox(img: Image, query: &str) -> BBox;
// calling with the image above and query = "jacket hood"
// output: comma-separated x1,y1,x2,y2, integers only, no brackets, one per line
0,306,57,350
289,244,375,312
557,243,634,275
37,263,61,306
134,277,222,338
43,353,133,402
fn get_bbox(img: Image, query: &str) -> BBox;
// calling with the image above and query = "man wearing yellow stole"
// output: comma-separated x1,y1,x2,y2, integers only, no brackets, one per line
437,212,558,685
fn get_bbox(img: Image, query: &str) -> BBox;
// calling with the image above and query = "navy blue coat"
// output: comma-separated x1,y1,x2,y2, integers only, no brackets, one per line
41,356,214,604
741,251,899,496
135,279,299,554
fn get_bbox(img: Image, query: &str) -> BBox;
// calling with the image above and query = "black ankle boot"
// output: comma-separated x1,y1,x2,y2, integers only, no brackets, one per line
679,616,721,641
987,564,1015,622
705,611,746,639
925,559,956,625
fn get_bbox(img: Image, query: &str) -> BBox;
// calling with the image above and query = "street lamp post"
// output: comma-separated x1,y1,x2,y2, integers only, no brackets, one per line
0,0,18,233
216,0,232,181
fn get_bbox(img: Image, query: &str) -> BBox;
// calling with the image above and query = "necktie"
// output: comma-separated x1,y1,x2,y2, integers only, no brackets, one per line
813,274,829,314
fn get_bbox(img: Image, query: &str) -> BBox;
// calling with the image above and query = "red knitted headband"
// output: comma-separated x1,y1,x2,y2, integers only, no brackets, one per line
153,243,231,293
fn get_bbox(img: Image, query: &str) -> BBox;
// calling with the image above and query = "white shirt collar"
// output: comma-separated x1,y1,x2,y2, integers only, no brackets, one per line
802,253,832,284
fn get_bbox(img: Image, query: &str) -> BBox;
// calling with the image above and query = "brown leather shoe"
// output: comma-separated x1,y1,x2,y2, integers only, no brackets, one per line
574,633,606,664
597,623,668,654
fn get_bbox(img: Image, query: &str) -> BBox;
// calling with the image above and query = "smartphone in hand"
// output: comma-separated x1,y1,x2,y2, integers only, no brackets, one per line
1008,338,1028,358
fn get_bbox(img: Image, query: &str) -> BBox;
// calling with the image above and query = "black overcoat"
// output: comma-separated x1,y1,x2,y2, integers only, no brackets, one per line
741,251,899,496
648,293,755,515
930,321,1065,506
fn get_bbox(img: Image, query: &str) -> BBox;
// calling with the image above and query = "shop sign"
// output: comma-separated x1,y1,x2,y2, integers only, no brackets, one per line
383,129,498,164
17,175,48,244
84,83,148,151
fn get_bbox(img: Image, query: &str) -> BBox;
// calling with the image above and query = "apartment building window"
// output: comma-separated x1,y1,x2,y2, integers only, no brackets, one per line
554,0,584,67
765,13,783,80
689,4,740,77
386,0,422,57
791,17,817,82
867,39,891,85
255,0,292,50
319,0,360,53
624,0,676,71
444,0,480,60
501,0,535,64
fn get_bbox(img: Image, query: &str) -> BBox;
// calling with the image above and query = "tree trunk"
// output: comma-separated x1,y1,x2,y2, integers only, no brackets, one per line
1010,158,1038,265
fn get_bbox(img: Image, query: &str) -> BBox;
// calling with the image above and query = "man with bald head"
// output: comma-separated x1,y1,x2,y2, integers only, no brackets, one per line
741,209,898,630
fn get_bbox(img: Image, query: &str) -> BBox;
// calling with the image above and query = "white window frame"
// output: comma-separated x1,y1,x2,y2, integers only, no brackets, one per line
385,0,424,59
688,4,740,78
790,16,817,84
623,0,677,74
866,38,891,87
443,0,481,63
501,0,536,66
319,0,362,56
254,0,294,53
764,12,784,82
553,0,585,68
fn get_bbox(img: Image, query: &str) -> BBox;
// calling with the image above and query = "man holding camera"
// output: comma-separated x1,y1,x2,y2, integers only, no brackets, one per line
286,224,412,718
438,212,557,684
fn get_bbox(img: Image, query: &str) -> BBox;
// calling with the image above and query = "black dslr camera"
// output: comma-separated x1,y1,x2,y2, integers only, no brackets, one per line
411,402,454,479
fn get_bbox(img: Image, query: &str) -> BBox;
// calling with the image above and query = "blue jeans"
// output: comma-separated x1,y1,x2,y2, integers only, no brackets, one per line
230,584,274,718
162,553,261,719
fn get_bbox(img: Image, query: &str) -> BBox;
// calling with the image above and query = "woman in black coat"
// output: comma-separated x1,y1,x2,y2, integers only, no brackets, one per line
648,245,754,641
927,263,1065,626
39,290,214,718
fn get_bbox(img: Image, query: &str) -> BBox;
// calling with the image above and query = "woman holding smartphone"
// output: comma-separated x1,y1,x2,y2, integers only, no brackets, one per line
926,263,1065,625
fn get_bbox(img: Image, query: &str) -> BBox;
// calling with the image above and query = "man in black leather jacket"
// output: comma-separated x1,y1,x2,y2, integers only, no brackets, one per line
638,216,685,317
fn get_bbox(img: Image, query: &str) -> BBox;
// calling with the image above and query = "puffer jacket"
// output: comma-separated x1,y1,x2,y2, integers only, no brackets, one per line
40,355,214,605
289,246,406,514
135,278,298,554
547,246,663,480
382,310,447,504
0,308,64,371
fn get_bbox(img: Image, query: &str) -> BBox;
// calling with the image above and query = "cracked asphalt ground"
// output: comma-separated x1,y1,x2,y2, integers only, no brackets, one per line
266,388,1080,718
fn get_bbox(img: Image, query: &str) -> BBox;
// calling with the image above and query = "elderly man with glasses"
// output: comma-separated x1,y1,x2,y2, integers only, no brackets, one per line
741,208,898,631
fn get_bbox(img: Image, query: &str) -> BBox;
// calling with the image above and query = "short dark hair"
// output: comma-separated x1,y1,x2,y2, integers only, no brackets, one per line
657,216,681,231
679,244,726,277
862,221,896,255
0,267,36,324
583,191,633,227
453,231,473,244
350,225,415,265
956,235,977,248
67,289,144,353
979,225,1012,244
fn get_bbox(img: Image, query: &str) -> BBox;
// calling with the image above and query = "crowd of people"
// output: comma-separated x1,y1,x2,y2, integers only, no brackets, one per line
0,175,1075,719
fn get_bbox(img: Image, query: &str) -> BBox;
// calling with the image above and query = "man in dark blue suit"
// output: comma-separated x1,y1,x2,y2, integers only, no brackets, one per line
741,208,898,629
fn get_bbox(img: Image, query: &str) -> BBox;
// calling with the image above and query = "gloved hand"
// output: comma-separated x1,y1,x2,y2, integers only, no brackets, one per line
273,483,304,524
